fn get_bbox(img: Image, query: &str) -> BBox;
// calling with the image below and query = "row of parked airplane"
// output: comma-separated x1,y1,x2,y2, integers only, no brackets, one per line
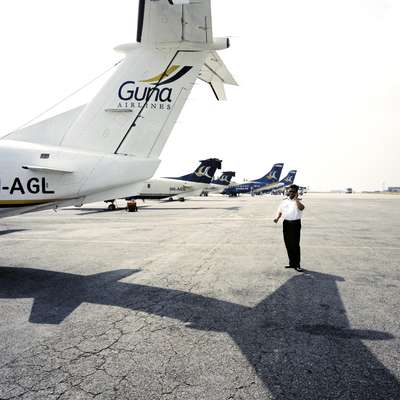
222,163,299,197
0,0,301,220
103,160,299,209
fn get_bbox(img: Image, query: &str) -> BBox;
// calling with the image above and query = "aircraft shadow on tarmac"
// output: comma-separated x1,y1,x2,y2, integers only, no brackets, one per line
0,267,399,399
138,206,241,211
65,206,241,215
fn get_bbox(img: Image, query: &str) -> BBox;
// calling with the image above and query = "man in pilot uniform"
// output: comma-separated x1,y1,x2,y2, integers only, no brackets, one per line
274,184,305,272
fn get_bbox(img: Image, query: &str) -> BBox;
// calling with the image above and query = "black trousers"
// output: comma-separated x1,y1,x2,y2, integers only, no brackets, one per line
283,219,301,267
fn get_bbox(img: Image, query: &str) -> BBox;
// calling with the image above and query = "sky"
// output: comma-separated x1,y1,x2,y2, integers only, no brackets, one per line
0,0,399,191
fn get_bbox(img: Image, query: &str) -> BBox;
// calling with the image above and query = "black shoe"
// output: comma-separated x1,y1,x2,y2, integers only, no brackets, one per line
294,266,305,272
285,265,294,269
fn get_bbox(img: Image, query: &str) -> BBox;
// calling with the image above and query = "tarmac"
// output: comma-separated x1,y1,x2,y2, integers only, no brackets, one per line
0,193,399,400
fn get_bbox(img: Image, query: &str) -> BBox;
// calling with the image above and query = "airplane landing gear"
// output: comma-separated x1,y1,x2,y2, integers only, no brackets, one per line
107,202,116,211
126,200,138,212
179,198,185,202
105,199,117,211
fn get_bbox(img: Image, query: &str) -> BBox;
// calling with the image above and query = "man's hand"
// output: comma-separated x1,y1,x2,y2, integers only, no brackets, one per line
295,197,305,211
274,212,282,224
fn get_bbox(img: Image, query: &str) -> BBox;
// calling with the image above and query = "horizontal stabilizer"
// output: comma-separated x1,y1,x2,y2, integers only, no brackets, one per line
21,165,73,174
199,52,238,100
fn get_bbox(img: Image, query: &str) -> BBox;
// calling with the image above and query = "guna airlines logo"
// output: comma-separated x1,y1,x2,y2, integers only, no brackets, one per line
117,65,193,111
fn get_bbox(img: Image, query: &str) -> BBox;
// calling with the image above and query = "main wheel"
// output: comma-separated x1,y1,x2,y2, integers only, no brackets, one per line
108,203,116,211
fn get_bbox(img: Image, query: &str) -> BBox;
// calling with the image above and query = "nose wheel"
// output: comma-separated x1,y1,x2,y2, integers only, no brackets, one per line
106,201,116,211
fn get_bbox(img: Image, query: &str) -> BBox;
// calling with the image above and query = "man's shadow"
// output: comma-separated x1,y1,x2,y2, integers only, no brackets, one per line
0,267,399,399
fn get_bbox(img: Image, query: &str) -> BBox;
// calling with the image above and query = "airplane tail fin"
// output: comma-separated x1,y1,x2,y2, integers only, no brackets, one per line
61,47,207,157
212,171,236,186
173,158,222,184
61,0,233,157
256,163,284,183
4,0,235,158
281,170,297,185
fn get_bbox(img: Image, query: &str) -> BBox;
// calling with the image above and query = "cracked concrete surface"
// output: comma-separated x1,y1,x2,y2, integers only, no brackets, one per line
0,194,399,399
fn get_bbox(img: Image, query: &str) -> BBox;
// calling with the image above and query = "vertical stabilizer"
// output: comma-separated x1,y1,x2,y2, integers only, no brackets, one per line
170,158,222,184
213,171,236,186
59,0,231,158
281,170,297,185
61,47,206,157
256,163,284,183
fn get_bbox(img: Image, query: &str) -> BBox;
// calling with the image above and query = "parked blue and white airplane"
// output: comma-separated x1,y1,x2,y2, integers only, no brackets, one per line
223,163,284,197
117,158,222,205
254,170,297,194
201,171,236,196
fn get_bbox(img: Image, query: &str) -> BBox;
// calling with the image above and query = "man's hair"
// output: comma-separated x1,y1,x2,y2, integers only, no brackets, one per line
289,184,299,192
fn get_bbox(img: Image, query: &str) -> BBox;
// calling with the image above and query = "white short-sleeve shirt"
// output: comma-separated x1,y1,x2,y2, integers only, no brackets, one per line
278,199,303,221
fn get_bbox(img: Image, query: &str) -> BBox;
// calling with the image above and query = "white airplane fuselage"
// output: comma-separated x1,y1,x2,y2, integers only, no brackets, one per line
202,183,228,195
0,140,159,218
135,177,210,200
0,0,235,219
